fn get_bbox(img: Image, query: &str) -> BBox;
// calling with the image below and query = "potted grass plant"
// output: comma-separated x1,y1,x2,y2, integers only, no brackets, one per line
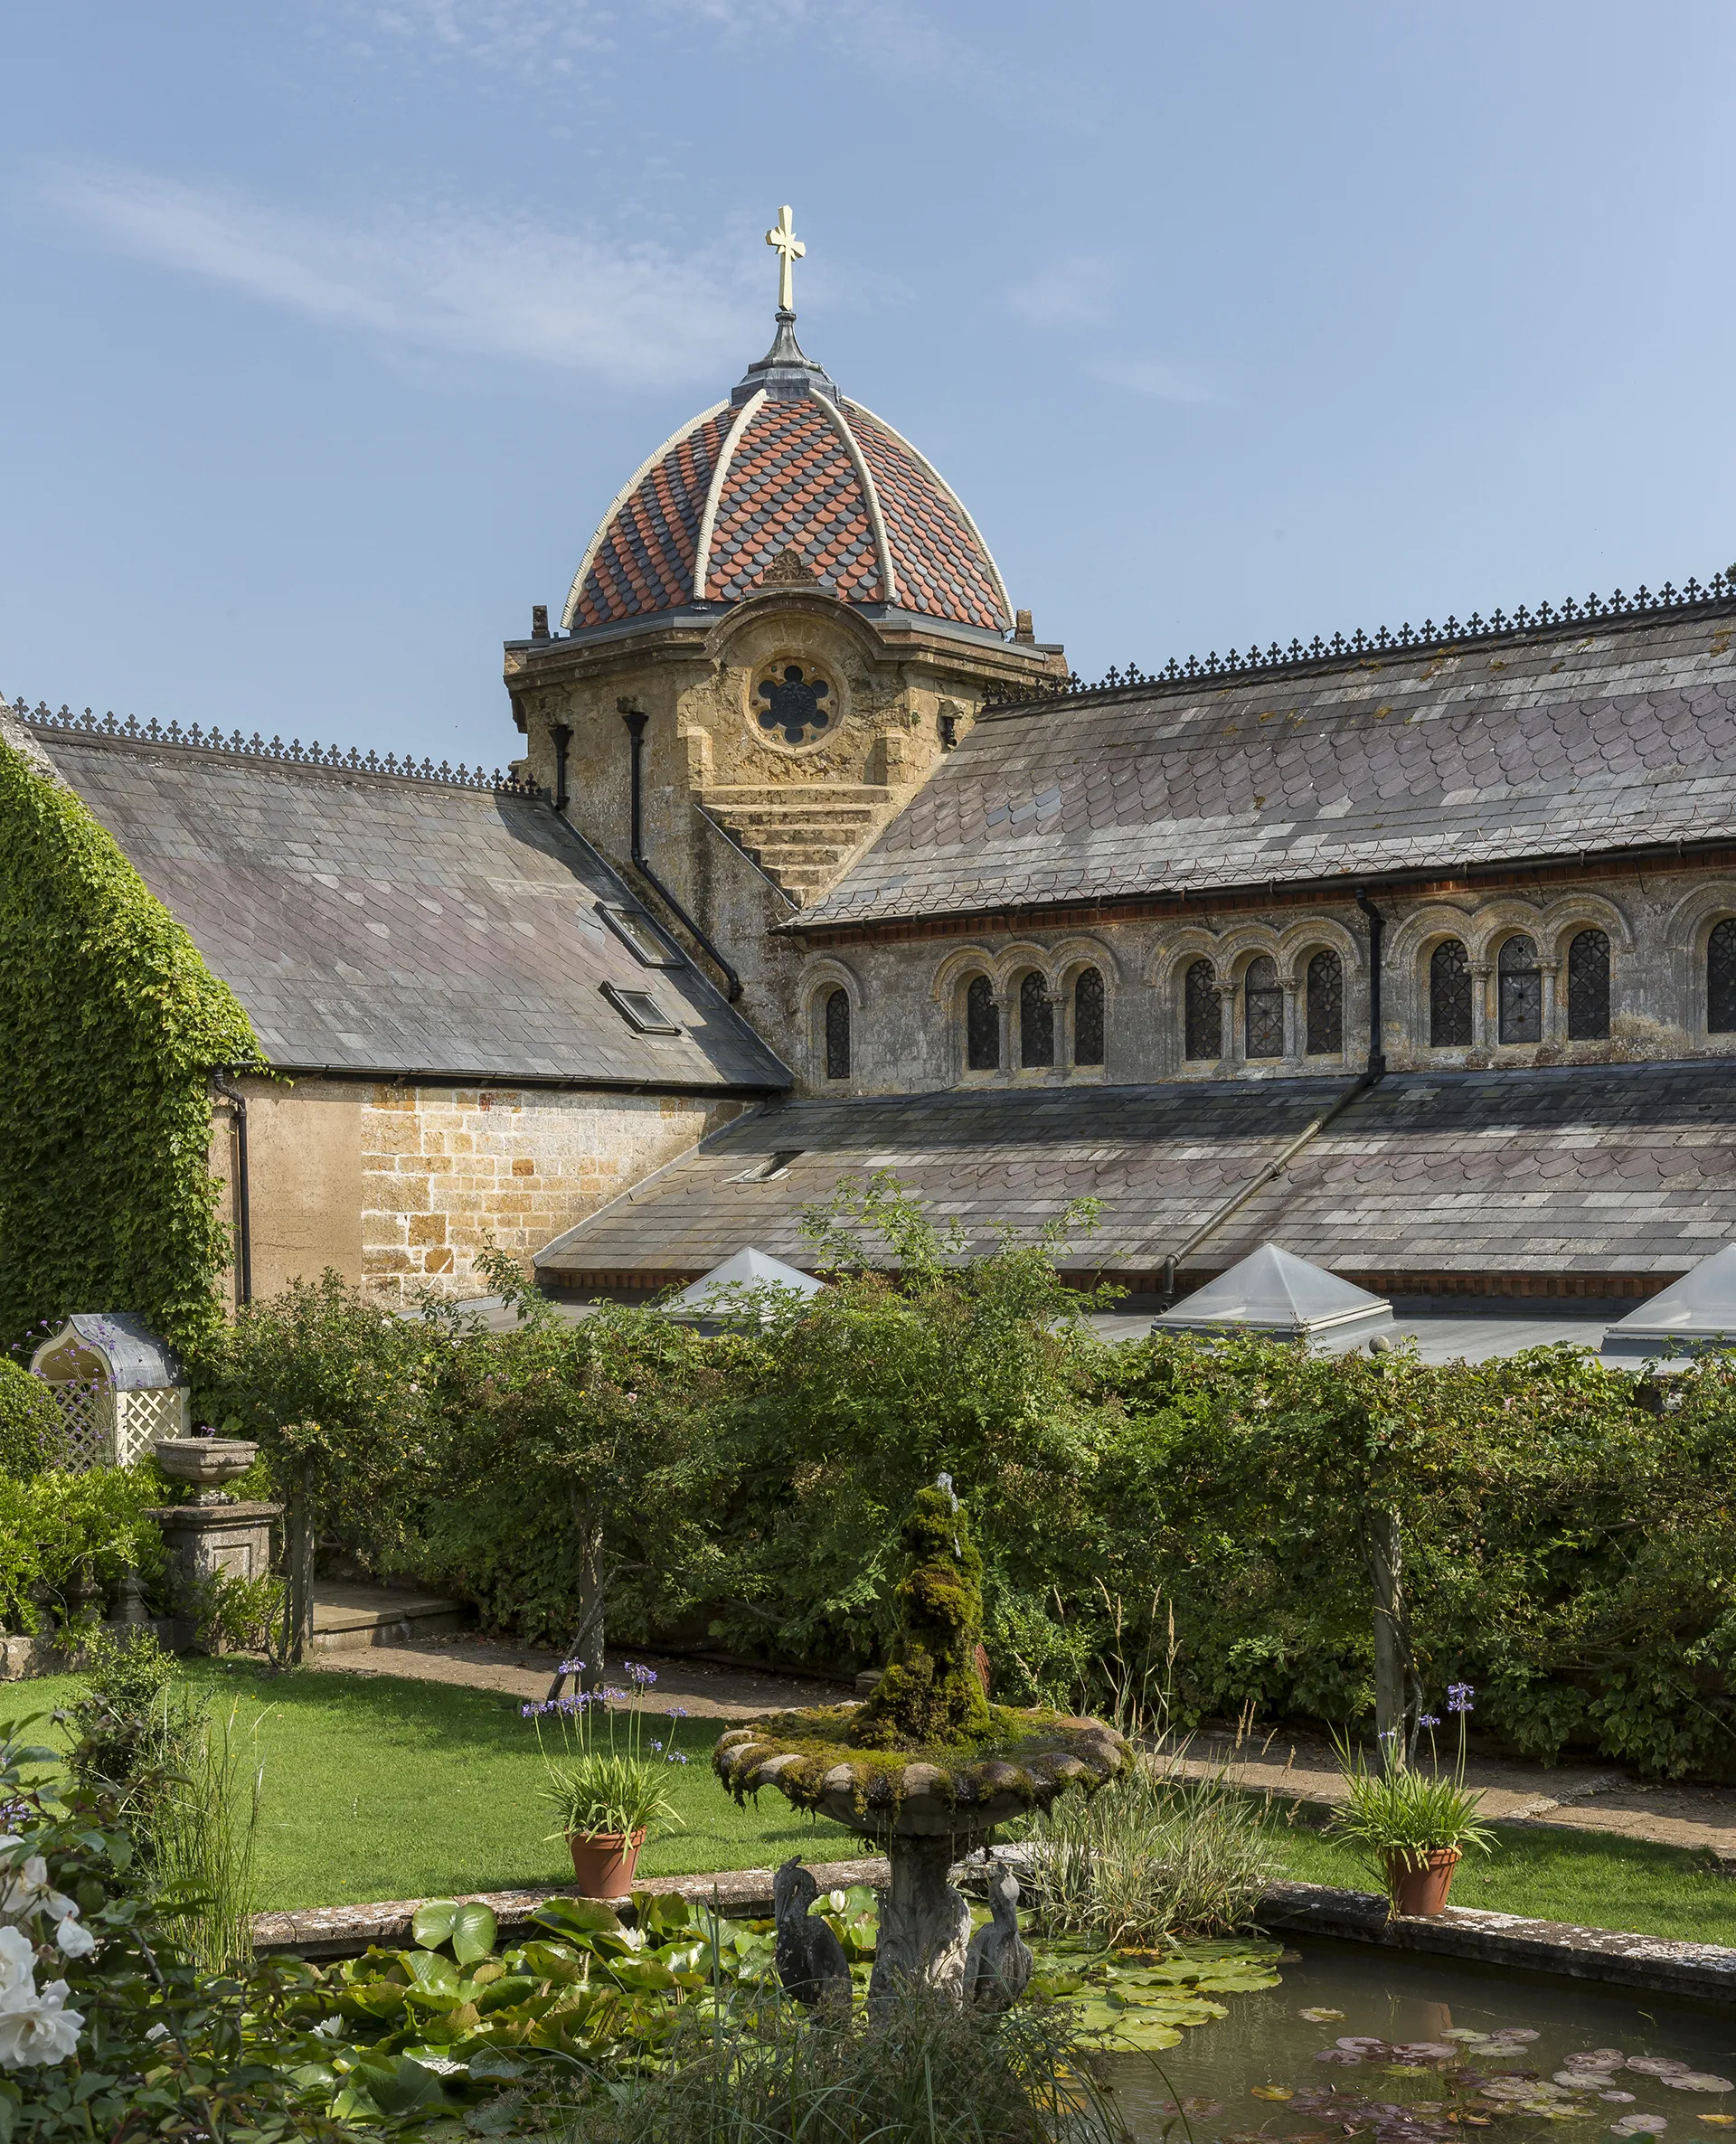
1328,1683,1495,1916
524,1660,689,1899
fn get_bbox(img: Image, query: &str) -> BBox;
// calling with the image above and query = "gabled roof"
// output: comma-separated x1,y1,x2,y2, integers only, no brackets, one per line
535,1062,1736,1289
1150,1243,1393,1342
795,603,1736,929
20,716,788,1092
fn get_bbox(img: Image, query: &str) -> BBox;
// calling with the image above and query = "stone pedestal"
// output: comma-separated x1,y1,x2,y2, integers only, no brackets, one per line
150,1501,282,1601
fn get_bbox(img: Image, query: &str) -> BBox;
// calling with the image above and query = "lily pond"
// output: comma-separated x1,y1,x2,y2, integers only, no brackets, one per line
1099,1938,1736,2144
278,1888,1734,2139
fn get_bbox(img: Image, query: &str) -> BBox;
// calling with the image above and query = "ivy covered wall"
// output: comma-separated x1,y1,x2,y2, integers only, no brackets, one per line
0,725,262,1353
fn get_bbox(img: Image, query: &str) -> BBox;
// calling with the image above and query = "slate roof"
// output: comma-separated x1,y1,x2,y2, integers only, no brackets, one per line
797,607,1736,929
535,1062,1736,1285
30,728,789,1091
561,339,1012,636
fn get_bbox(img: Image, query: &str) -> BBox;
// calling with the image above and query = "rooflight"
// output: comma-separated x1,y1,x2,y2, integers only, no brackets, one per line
601,983,682,1035
731,1150,805,1184
600,904,682,966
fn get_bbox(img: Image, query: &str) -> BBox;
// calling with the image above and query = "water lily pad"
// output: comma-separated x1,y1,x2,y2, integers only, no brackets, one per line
1602,2095,1639,2106
1670,2081,1736,2096
1393,2045,1460,2063
1301,2007,1347,2023
1701,2119,1736,2128
1611,2120,1669,2137
1630,2064,1692,2081
1254,2086,1297,2101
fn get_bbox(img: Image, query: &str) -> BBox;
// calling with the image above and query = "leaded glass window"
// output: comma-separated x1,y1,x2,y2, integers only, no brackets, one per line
1244,954,1284,1059
966,975,999,1070
1019,971,1055,1068
1566,930,1610,1042
1497,934,1542,1044
1184,959,1220,1061
1430,939,1472,1047
824,987,850,1080
1072,967,1104,1066
1305,949,1343,1055
1710,919,1736,1033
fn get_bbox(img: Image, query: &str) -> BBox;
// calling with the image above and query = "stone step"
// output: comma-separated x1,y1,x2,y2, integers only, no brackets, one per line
310,1581,469,1654
712,805,880,831
704,784,892,808
739,841,858,870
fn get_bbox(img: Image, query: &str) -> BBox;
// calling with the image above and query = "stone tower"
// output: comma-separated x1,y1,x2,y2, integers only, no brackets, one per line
502,222,1066,1065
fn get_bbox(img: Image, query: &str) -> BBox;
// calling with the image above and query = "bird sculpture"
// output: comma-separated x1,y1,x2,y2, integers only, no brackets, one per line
964,1859,1033,2009
773,1858,852,2010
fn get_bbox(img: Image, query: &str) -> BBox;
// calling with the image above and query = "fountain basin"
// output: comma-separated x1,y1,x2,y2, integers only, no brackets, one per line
715,1705,1130,1839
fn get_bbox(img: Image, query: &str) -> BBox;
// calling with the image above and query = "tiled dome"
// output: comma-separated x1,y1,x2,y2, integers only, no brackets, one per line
563,316,1013,639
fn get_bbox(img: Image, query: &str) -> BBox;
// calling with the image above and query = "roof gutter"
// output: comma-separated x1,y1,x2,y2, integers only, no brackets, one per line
1156,890,1387,1308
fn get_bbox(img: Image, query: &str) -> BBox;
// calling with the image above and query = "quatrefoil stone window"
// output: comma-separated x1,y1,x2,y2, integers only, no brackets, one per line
757,663,831,745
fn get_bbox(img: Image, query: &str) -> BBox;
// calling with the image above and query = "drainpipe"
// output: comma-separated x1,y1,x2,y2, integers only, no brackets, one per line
551,723,572,813
1156,893,1390,1308
618,707,743,1003
211,1071,252,1306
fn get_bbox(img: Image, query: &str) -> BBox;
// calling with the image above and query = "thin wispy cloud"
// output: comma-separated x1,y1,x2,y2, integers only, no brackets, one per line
1087,355,1215,405
1006,255,1118,331
37,165,760,392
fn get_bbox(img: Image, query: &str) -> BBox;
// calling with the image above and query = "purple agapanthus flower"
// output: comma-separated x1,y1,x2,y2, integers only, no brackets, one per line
622,1661,658,1687
559,1658,586,1676
1418,1713,1441,1728
1447,1683,1475,1714
666,1706,689,1721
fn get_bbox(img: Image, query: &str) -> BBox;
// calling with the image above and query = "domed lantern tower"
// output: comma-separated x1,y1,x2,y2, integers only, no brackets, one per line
502,209,1066,1051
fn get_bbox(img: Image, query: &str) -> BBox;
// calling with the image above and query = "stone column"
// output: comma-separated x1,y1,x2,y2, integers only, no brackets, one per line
868,1836,972,2016
1219,973,1238,1066
1282,978,1302,1063
1540,957,1562,1044
1471,961,1493,1049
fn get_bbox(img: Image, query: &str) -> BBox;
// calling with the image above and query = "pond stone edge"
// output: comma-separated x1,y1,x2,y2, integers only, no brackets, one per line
253,1870,1736,2000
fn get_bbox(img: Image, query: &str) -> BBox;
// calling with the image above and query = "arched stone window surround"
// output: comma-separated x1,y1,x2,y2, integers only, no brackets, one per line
798,959,863,1090
1465,899,1551,1053
1014,968,1056,1070
929,945,1005,1083
1663,883,1736,1045
1534,897,1629,1046
1220,930,1297,1066
1272,919,1362,1063
1385,904,1484,1056
1048,936,1120,1075
1148,931,1233,1073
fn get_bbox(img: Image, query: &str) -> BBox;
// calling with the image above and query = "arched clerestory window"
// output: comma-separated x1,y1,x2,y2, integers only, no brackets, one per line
823,987,850,1080
1566,930,1610,1041
1072,967,1105,1067
966,975,999,1070
1244,955,1283,1059
1430,939,1472,1047
1184,960,1221,1062
1497,935,1543,1044
1710,919,1736,1034
1305,949,1343,1055
1019,972,1054,1067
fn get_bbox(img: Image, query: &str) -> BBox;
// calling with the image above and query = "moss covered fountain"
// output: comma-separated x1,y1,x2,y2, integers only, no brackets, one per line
714,1478,1130,2010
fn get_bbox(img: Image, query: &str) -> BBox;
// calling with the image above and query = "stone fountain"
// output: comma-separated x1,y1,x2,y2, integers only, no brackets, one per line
714,1478,1128,2012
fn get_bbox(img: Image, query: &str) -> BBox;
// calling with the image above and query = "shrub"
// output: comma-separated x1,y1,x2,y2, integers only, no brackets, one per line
0,1358,63,1478
0,1466,167,1635
58,1626,200,1856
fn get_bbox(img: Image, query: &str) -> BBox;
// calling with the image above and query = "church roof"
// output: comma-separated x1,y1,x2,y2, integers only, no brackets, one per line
19,713,788,1092
535,1061,1736,1290
795,595,1736,930
562,318,1013,638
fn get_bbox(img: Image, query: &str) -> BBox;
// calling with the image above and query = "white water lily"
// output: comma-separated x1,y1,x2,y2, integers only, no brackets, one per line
0,1976,84,2069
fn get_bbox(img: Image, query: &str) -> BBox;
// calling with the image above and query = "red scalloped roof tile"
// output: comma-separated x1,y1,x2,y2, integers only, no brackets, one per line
571,408,737,630
704,401,882,604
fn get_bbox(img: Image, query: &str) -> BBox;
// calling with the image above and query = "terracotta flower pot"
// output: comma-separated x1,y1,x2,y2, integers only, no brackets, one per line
566,1828,646,1900
1383,1845,1462,1917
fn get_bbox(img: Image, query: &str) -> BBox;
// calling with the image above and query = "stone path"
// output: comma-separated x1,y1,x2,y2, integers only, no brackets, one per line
304,1629,1736,1865
1168,1727,1736,1865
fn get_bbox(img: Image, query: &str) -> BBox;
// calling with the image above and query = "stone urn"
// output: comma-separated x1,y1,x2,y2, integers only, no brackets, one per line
714,1480,1129,2013
153,1437,259,1506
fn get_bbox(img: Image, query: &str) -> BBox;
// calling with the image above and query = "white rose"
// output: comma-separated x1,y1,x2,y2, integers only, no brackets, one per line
0,1926,36,2001
0,1978,84,2068
55,1915,97,1960
0,1856,75,1927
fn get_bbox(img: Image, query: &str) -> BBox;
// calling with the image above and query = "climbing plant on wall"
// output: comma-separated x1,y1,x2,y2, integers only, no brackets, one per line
0,733,263,1354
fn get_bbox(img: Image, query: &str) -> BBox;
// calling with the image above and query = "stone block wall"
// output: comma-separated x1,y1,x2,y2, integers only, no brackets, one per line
213,1074,747,1308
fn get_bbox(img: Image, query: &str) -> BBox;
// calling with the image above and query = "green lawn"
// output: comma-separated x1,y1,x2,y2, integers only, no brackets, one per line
1267,1809,1736,1948
2,1663,857,1913
8,1666,1736,1945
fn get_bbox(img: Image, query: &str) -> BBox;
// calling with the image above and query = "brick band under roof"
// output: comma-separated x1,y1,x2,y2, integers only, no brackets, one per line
561,354,1013,635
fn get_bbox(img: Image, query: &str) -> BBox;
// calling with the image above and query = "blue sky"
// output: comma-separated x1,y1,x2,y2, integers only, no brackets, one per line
3,3,1732,768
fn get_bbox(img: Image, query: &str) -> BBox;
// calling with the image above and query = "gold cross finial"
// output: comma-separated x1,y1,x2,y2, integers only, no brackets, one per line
765,204,805,314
